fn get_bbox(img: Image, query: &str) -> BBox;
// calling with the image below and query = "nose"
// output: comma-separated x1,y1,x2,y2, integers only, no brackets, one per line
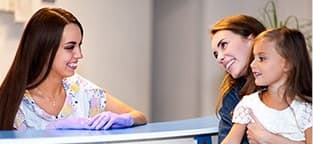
217,53,225,64
250,58,256,68
74,47,83,59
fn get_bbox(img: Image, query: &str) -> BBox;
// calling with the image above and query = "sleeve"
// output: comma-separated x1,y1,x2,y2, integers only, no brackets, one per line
300,102,312,131
232,96,252,124
74,74,107,117
13,108,27,130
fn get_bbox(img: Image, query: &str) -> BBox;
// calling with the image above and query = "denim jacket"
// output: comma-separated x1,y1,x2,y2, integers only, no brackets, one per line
217,79,248,144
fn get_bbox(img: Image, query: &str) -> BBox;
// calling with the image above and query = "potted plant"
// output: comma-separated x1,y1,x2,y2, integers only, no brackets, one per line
259,0,312,52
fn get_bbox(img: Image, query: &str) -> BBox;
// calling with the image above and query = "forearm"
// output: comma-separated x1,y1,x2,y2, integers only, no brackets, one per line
129,110,147,125
263,133,305,144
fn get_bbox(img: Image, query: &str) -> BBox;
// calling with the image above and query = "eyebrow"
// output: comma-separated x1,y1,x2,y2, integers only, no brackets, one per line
66,41,82,45
66,41,77,45
217,38,225,47
254,51,266,55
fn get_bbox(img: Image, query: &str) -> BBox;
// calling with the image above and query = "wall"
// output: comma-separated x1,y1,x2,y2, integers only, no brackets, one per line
152,0,312,122
152,0,202,122
0,0,153,120
0,0,311,123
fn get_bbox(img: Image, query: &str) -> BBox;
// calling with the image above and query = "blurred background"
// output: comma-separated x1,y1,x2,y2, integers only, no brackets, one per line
0,0,311,122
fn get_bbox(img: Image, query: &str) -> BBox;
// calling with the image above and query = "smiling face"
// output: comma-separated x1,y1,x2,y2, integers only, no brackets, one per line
50,23,83,80
211,30,253,78
250,39,288,88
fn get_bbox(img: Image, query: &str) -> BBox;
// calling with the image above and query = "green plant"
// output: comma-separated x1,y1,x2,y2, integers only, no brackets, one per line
260,0,312,52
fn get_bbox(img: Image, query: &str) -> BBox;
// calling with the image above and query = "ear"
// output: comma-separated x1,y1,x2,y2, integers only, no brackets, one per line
247,34,255,40
247,34,255,46
282,59,291,72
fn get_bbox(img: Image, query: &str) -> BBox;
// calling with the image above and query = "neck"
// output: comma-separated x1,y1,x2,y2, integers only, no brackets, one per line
263,85,292,104
32,74,64,99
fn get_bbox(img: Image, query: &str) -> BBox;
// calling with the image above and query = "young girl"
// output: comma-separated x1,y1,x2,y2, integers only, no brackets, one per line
222,27,312,144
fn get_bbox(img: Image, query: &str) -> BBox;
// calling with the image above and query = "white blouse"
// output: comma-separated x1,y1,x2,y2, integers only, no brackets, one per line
233,91,312,141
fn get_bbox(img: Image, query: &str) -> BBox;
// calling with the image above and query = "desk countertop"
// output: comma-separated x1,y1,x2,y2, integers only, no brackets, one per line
0,115,218,143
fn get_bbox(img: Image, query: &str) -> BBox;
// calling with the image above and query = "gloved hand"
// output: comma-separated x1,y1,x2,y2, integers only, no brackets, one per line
88,111,134,130
46,117,90,130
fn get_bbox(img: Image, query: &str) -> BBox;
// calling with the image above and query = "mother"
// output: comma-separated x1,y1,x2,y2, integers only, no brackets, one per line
210,14,308,144
210,15,265,144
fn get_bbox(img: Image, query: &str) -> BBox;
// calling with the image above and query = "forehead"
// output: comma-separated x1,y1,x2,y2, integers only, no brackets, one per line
211,30,240,47
61,23,82,42
253,39,277,54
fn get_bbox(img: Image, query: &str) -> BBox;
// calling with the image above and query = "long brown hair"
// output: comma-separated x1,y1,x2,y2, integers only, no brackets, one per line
252,27,312,103
0,8,83,130
210,14,266,113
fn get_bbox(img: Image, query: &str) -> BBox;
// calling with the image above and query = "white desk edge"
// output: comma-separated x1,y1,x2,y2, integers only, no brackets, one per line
0,115,219,143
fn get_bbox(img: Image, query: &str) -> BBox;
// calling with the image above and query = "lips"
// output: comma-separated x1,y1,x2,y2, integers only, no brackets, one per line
252,71,261,78
67,62,78,69
225,59,235,72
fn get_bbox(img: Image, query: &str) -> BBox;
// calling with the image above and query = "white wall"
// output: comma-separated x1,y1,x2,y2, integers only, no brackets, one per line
152,0,203,122
0,0,311,123
152,0,312,122
0,0,153,120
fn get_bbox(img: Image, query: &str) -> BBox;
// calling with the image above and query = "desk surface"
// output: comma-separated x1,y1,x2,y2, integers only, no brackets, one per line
0,115,218,143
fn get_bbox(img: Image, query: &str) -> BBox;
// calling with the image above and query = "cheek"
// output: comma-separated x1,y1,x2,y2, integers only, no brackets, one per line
237,43,251,60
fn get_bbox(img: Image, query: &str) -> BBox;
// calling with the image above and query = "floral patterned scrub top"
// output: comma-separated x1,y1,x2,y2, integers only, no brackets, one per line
14,74,107,130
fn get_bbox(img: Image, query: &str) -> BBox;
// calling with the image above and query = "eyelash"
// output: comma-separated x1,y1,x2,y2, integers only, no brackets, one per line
213,41,228,59
258,56,265,62
221,41,228,49
64,45,75,50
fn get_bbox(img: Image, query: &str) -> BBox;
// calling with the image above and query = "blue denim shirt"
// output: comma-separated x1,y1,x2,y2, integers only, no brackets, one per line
217,79,248,144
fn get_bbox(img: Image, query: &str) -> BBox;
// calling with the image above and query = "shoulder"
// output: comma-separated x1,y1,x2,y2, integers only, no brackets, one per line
241,91,259,102
63,73,102,90
292,100,312,111
292,100,312,130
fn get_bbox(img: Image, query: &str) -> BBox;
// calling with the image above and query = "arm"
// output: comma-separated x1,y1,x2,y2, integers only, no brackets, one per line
247,124,306,144
246,110,306,144
105,94,147,125
304,127,312,144
222,123,247,144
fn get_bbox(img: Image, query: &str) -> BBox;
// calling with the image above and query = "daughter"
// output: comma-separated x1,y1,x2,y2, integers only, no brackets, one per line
222,27,312,144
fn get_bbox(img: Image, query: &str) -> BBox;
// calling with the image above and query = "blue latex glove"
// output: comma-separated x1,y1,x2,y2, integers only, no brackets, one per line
46,117,90,130
88,111,134,130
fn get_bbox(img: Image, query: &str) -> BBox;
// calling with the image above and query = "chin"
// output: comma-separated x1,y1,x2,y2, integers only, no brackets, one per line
229,71,241,79
254,81,265,86
64,71,75,77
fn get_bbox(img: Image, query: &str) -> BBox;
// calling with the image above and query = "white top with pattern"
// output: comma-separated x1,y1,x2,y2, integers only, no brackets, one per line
14,73,107,130
233,91,312,141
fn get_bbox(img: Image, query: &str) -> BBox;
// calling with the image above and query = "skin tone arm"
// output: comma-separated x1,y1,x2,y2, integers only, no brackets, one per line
105,94,147,125
247,110,310,144
222,123,247,144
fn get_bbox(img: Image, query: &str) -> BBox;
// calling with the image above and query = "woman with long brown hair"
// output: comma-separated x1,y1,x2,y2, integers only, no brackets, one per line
0,7,146,130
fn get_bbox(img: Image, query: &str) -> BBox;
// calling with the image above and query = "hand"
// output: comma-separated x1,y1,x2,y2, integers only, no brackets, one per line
46,117,90,130
88,111,134,130
246,109,271,144
247,110,306,144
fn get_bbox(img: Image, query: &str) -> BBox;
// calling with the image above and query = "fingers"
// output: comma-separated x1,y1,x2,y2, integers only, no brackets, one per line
89,112,110,129
247,130,256,144
88,114,101,126
101,117,115,130
95,116,110,130
87,112,132,130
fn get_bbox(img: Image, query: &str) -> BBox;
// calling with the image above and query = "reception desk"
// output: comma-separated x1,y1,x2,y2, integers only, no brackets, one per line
0,115,218,144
